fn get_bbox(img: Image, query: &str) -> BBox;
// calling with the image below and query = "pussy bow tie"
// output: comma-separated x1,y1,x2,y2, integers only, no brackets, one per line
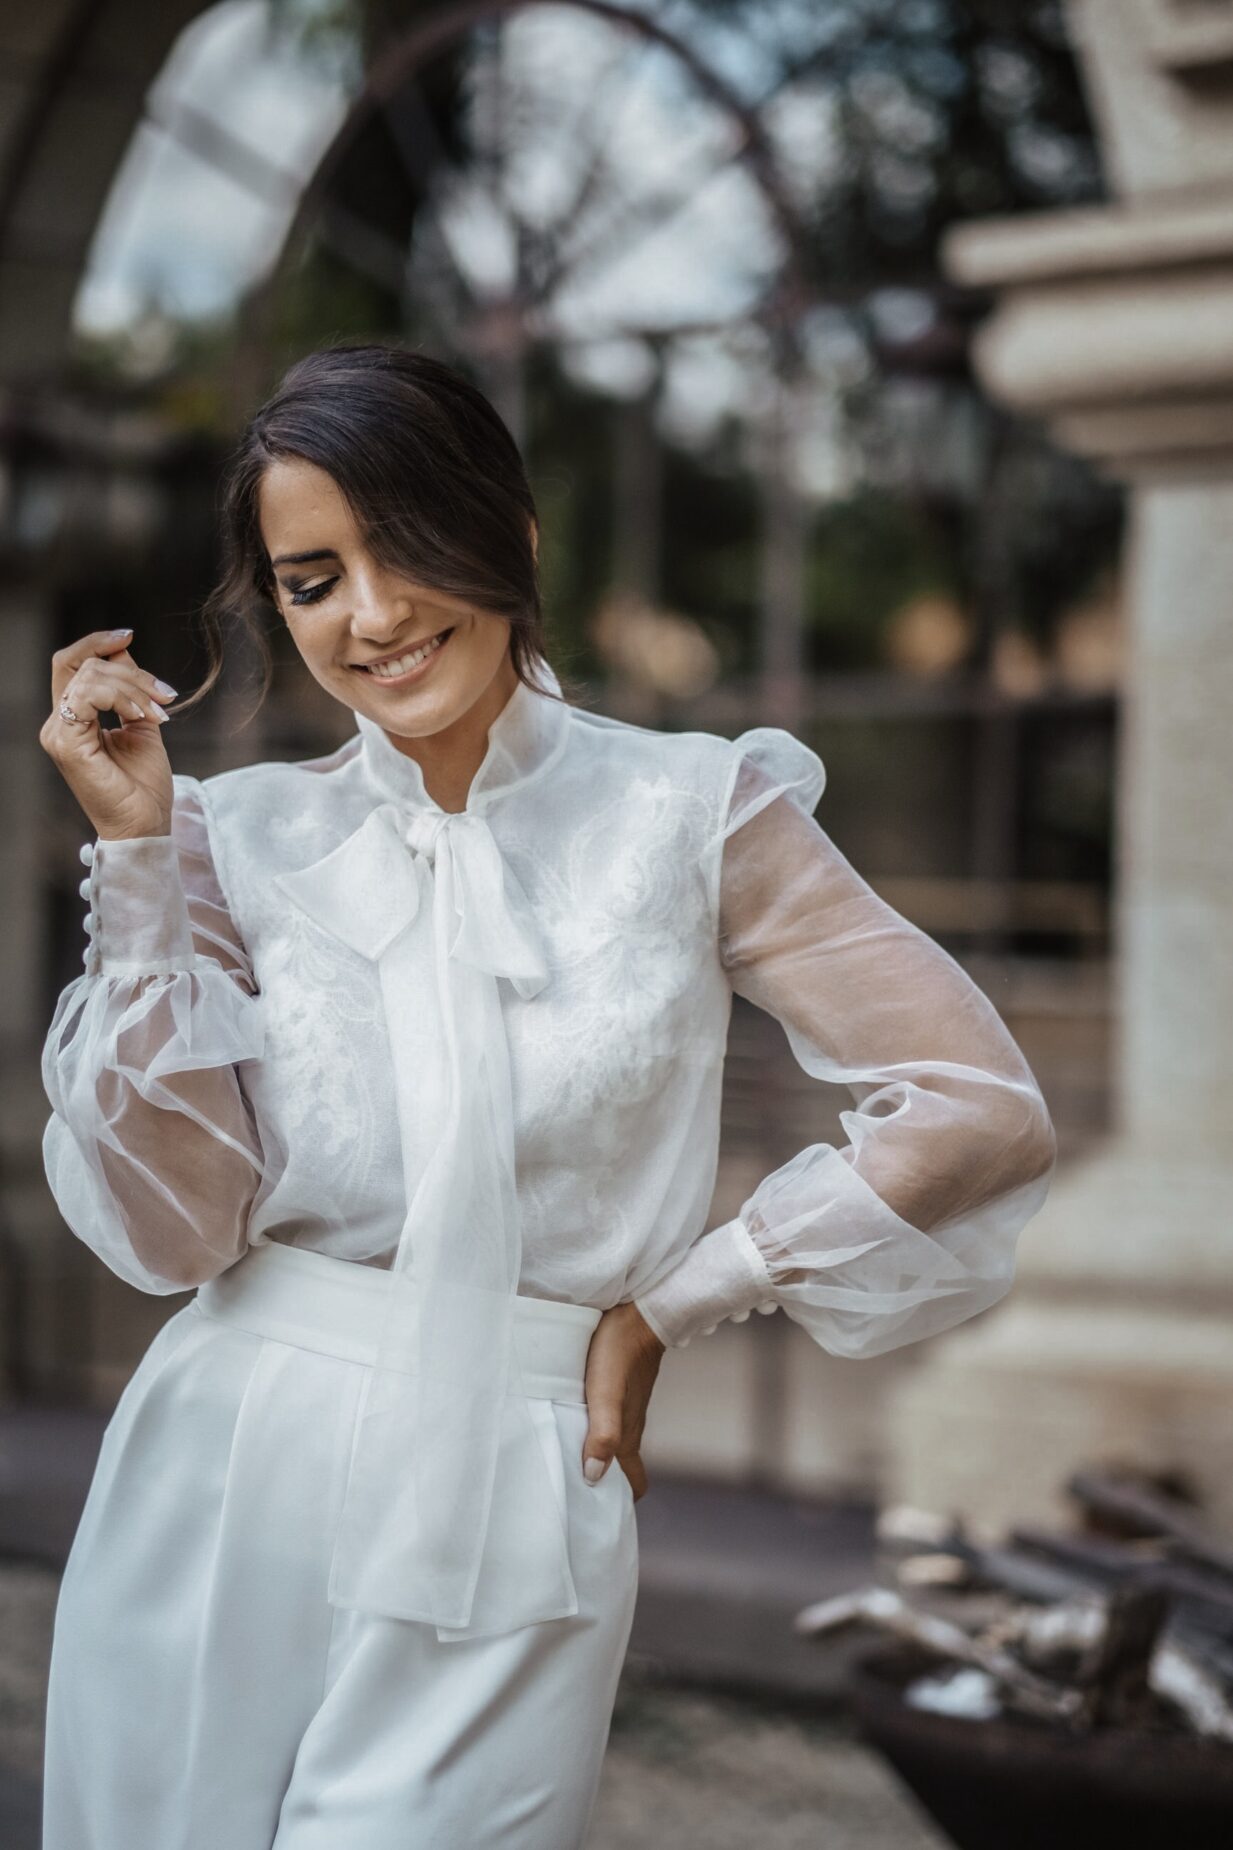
276,798,580,1642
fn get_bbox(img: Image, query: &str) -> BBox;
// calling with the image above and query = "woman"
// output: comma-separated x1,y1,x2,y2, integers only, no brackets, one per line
38,342,1056,1850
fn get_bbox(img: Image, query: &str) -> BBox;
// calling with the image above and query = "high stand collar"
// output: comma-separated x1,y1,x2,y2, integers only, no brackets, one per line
353,657,570,816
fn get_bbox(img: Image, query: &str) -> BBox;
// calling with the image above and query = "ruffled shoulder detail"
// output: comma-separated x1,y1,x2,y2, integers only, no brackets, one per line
708,726,827,854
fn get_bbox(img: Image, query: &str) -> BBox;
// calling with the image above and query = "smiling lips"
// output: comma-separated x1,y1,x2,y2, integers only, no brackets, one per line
353,627,454,678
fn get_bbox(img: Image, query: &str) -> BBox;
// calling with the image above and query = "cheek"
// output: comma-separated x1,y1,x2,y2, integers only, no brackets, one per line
285,616,345,678
462,615,512,670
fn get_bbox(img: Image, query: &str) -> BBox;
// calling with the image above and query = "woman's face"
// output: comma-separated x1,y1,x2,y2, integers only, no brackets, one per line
259,456,522,740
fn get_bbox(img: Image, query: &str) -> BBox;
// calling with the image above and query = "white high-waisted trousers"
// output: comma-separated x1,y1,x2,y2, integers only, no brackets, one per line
42,1241,640,1850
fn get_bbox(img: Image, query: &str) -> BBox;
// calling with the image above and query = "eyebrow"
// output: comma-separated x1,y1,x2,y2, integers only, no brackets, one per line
270,548,341,569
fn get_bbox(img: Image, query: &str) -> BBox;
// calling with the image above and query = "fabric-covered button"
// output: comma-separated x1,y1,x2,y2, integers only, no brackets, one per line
78,842,95,867
78,876,92,901
731,1309,750,1322
756,1300,777,1315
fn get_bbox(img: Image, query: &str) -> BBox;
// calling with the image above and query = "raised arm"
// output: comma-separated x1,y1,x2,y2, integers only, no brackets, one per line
634,729,1057,1353
42,775,269,1293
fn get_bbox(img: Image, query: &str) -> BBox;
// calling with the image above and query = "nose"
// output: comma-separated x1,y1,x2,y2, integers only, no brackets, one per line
346,564,418,643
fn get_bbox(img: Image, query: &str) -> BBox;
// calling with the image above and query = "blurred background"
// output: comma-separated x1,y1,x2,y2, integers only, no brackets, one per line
2,1,1232,1845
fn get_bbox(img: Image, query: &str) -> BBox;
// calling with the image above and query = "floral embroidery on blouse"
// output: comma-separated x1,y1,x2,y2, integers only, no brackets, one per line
42,662,1056,1349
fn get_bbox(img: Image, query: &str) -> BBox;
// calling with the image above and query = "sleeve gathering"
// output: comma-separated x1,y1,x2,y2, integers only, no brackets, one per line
41,774,270,1294
633,729,1057,1353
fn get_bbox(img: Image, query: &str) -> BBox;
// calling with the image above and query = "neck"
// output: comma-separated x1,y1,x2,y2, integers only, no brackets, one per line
384,651,521,814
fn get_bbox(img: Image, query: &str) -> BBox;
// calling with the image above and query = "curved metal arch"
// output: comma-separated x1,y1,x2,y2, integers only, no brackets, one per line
263,0,813,352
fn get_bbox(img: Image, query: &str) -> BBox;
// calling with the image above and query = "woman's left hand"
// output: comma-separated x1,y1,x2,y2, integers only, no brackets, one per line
581,1302,665,1500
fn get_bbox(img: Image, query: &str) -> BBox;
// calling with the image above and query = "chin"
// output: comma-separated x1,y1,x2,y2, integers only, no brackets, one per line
364,671,486,740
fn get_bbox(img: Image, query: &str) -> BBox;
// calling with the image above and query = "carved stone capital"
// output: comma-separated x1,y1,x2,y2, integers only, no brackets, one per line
944,195,1233,480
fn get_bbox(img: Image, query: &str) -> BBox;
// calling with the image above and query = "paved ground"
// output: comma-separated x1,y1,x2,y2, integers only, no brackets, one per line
1,1560,945,1850
592,1671,949,1849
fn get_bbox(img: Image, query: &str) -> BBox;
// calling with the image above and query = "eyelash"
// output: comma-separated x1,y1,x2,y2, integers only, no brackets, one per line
288,577,338,607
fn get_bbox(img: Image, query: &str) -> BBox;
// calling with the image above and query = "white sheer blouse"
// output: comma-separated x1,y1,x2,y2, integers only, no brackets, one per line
43,660,1056,1353
41,659,1056,1632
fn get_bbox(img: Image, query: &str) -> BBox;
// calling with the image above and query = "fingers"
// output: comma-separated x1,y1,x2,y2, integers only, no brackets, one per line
582,1401,623,1484
581,1303,662,1498
47,656,176,749
581,1389,650,1498
50,628,138,703
623,1454,648,1500
51,629,177,717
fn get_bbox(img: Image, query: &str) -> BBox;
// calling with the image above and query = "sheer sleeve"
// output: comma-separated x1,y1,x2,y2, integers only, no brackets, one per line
634,729,1057,1353
41,773,269,1294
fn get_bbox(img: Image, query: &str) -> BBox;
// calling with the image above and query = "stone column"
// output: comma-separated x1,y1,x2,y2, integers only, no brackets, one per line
886,0,1233,1529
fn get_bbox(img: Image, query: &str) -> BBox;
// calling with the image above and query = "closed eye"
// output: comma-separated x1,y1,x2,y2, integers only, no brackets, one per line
288,577,339,607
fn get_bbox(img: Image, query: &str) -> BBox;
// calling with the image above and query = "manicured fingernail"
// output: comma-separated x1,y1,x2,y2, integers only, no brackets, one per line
150,707,169,724
108,628,132,638
153,679,177,699
583,1458,608,1484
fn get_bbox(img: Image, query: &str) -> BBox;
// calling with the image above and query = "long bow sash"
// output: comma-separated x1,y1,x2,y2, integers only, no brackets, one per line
276,800,581,1641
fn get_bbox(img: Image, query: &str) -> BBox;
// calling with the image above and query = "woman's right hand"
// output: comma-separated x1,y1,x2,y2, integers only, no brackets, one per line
40,629,180,841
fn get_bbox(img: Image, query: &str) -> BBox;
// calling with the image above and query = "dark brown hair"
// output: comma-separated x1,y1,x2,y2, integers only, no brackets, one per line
179,342,566,718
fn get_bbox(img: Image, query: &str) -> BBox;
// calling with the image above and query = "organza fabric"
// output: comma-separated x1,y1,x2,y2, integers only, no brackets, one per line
634,736,1058,1352
43,804,266,1294
41,659,1056,1637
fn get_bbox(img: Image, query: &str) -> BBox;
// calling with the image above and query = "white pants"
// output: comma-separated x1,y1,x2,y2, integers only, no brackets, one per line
42,1243,640,1850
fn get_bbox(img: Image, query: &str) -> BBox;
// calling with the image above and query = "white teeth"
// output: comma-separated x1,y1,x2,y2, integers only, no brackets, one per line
361,631,449,678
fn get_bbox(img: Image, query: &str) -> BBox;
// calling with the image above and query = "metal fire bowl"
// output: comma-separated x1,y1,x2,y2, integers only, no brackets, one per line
848,1644,1233,1850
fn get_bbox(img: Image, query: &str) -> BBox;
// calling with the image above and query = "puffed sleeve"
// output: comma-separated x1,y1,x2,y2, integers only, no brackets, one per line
41,773,269,1294
633,728,1057,1352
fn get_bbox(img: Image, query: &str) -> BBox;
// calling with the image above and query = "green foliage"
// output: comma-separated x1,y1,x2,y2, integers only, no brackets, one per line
805,490,957,668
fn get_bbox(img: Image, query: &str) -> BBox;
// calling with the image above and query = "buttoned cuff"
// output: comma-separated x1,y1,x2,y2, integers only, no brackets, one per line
633,1217,777,1348
80,836,196,977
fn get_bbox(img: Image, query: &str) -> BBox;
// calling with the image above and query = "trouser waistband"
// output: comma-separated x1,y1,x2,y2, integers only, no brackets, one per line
193,1239,601,1405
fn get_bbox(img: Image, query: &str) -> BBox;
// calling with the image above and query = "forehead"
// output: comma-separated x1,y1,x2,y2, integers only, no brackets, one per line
258,457,359,550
